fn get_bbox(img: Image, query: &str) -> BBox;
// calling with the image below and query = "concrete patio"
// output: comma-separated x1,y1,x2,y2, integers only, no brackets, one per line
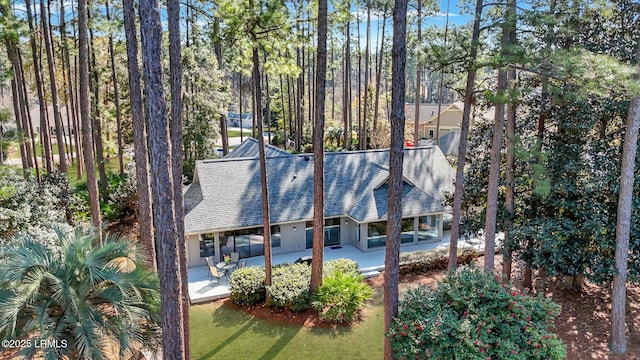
188,230,495,304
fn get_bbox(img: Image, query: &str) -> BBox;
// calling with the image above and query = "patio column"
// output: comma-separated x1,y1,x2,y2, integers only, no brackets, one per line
214,233,222,262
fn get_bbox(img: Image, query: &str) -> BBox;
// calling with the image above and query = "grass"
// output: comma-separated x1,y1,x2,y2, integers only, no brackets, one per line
65,157,122,188
189,287,385,360
226,128,252,138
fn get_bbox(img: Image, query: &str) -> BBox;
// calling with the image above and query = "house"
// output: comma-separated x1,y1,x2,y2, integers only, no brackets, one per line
410,102,497,156
226,112,253,128
416,101,465,140
182,140,455,268
404,103,444,125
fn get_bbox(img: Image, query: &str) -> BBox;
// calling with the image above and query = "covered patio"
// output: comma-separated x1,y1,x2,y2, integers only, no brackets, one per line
188,230,492,304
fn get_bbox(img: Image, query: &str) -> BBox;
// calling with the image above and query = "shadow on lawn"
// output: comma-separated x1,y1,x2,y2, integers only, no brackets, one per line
196,301,306,360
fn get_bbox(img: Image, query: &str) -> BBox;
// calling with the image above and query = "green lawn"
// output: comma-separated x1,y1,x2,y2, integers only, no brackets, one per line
190,287,385,360
65,157,123,188
226,128,252,138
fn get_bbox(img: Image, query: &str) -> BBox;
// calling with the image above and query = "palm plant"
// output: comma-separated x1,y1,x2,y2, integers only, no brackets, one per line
0,227,160,359
312,272,373,323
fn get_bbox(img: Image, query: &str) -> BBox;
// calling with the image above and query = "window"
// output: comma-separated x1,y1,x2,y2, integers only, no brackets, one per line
324,218,341,246
306,221,314,249
401,218,415,243
367,221,387,248
418,215,439,241
223,227,265,259
429,129,434,139
306,219,341,248
199,233,215,258
271,225,282,248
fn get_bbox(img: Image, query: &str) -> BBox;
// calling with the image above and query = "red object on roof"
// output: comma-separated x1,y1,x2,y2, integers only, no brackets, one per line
405,139,414,147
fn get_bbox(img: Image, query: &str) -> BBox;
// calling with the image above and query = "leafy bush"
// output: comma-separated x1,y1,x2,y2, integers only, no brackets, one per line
266,263,311,312
323,258,359,277
230,266,266,306
0,167,70,240
388,266,566,360
107,163,138,221
399,247,478,275
311,271,373,323
270,131,287,146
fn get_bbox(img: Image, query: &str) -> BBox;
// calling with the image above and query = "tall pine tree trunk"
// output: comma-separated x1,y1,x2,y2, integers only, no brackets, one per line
343,19,351,149
88,13,109,202
239,74,244,142
25,0,53,173
296,42,303,151
41,0,66,172
213,19,229,155
414,0,421,145
610,44,640,355
3,31,29,170
78,0,102,240
69,6,83,179
483,0,513,270
17,50,39,176
106,0,123,175
361,4,370,150
384,0,408,358
122,0,155,270
167,0,189,356
502,0,517,281
139,0,185,356
356,12,362,150
435,0,451,144
252,42,273,288
265,72,271,144
373,11,386,148
280,75,288,150
310,0,327,293
9,77,27,169
448,0,484,270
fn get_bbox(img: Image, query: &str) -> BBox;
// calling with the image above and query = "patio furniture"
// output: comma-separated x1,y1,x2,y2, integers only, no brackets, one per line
208,266,226,283
230,252,240,263
238,260,247,269
216,261,238,277
206,258,226,283
294,255,313,265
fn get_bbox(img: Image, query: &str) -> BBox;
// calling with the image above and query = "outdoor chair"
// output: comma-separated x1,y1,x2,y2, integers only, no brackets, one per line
239,260,247,269
206,257,226,283
208,264,226,283
230,252,240,264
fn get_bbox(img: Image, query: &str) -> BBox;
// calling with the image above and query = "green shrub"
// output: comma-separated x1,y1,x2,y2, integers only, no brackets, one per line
266,263,311,312
230,266,266,306
323,258,359,278
312,271,373,323
399,247,478,275
388,266,566,360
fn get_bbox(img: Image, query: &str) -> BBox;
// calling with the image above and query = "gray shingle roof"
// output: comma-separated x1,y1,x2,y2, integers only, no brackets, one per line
438,131,461,156
184,146,455,234
224,137,291,159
